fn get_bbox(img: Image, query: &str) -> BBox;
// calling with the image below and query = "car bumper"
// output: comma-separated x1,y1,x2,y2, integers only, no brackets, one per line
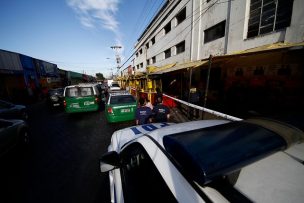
106,114,135,123
65,106,99,113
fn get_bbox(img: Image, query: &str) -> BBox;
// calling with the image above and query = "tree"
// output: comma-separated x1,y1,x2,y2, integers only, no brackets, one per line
96,73,105,80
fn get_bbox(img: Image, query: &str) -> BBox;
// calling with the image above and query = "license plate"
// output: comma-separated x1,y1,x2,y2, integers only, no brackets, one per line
53,103,60,106
121,109,130,113
71,103,80,108
84,101,94,105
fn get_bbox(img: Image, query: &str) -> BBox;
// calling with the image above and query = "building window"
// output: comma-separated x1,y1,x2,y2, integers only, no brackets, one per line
146,42,149,49
204,20,226,43
151,37,155,45
164,22,171,34
247,0,294,38
140,63,143,68
176,7,186,25
137,65,139,70
152,56,156,64
176,41,185,54
136,52,139,57
164,48,171,59
139,49,143,55
147,59,150,65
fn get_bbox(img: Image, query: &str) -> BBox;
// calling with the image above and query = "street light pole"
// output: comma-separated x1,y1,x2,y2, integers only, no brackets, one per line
110,46,122,74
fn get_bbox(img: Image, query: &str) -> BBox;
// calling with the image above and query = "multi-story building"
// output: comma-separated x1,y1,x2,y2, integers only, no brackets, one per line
131,0,303,73
127,0,304,116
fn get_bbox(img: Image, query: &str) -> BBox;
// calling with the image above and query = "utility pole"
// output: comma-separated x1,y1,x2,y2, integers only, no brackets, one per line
110,46,122,75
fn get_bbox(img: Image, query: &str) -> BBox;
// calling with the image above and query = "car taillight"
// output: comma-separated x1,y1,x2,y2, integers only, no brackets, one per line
63,100,66,107
95,97,99,103
107,107,113,114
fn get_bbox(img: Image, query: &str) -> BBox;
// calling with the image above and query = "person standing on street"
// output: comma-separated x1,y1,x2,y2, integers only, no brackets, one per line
145,97,153,110
135,98,152,125
153,97,170,122
154,87,163,106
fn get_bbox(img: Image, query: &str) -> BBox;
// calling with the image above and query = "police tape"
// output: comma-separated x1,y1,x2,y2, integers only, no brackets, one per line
163,94,243,121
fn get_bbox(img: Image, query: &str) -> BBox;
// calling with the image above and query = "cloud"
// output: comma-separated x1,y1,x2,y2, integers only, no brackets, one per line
67,0,121,39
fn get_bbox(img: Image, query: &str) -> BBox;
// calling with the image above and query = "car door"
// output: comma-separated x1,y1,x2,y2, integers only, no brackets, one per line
119,142,177,203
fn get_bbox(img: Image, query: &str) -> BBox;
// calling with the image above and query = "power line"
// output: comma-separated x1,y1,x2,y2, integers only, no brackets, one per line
120,0,222,68
123,0,166,66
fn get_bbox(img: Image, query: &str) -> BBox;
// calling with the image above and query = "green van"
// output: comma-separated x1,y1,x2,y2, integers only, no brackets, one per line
63,84,102,113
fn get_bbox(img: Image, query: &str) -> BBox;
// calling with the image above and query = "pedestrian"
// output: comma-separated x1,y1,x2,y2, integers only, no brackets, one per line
145,97,153,110
189,86,201,119
135,97,152,125
153,97,170,122
154,87,163,106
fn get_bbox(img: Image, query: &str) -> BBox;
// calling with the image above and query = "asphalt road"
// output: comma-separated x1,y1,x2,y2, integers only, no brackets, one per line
0,101,134,203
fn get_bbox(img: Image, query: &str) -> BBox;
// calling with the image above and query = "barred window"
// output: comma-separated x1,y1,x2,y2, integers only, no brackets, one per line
176,41,185,54
204,21,226,43
152,56,156,64
164,48,171,59
247,0,294,38
164,22,171,34
176,7,186,25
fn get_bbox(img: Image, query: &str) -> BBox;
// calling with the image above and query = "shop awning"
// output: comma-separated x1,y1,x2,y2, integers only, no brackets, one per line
134,71,146,79
230,42,304,55
151,60,207,75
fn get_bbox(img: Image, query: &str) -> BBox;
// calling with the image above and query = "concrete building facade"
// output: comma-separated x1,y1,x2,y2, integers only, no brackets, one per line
130,0,304,74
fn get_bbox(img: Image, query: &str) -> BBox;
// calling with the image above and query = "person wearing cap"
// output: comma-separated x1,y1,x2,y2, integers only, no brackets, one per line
153,97,170,122
135,97,152,125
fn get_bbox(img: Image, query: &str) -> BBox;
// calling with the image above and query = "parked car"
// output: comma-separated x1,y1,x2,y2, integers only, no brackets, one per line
109,83,121,91
0,119,29,157
105,91,137,123
100,118,304,203
0,100,28,121
63,83,101,113
47,88,64,107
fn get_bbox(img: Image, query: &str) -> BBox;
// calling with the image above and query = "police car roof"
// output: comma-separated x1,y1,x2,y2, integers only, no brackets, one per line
160,118,304,186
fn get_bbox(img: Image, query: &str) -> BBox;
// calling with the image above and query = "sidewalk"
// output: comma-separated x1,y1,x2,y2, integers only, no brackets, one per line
169,107,190,123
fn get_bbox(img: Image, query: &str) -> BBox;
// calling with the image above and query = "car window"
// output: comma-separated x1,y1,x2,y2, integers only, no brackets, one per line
120,142,177,203
111,83,120,87
110,95,135,104
65,87,94,97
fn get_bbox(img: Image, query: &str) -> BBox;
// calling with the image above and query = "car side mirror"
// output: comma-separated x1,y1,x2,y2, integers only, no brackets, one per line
100,151,120,172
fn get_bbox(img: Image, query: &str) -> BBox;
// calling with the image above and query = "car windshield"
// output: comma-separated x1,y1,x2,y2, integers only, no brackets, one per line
111,84,120,87
49,88,64,95
65,87,94,97
110,95,135,104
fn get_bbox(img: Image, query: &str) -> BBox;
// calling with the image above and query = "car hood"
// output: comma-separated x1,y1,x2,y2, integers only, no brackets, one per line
110,123,174,151
110,120,230,152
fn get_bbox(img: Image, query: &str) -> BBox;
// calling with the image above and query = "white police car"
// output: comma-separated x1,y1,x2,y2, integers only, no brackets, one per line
100,119,304,203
